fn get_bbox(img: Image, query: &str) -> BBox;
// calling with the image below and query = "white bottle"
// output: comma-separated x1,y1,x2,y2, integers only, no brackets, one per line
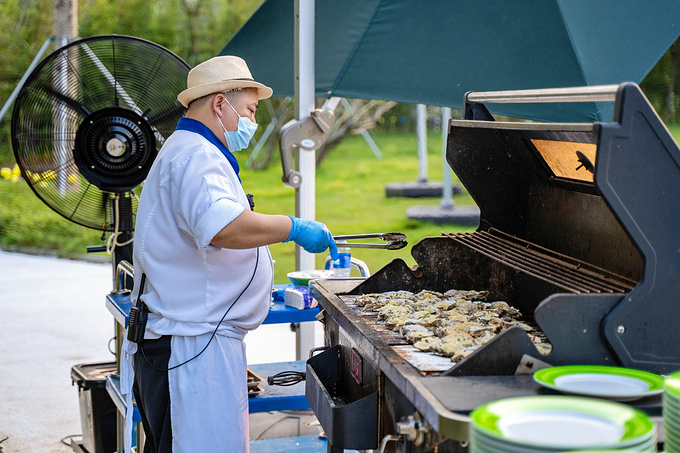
333,242,351,278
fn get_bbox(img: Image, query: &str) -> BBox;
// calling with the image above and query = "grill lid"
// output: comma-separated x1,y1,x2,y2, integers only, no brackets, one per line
448,83,680,373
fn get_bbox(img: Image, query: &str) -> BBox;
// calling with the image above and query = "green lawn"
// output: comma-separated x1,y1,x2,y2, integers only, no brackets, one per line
246,131,478,282
2,124,679,285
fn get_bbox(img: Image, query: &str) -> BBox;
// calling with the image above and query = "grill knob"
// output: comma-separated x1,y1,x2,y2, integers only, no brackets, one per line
396,412,429,446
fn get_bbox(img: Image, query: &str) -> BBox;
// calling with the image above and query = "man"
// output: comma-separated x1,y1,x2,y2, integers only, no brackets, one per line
129,55,337,452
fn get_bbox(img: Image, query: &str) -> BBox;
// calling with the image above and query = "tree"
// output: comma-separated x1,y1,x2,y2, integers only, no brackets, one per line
0,0,263,165
243,98,398,170
641,36,680,123
316,99,397,165
665,39,680,123
0,0,54,163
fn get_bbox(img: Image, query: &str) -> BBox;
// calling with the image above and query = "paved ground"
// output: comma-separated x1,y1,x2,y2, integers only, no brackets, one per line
0,250,321,452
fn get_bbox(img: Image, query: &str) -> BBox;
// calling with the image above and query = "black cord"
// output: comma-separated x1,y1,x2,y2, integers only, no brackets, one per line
267,370,306,386
253,416,297,441
141,247,260,371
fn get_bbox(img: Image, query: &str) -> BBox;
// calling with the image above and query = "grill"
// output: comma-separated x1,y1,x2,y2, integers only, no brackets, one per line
307,83,680,452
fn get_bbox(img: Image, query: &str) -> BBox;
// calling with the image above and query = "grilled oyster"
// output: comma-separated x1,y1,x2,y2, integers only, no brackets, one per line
436,335,474,357
361,303,383,312
467,313,507,326
444,289,489,301
378,303,412,320
386,316,417,329
451,300,486,314
443,308,469,321
485,301,521,318
354,294,378,307
414,290,444,300
401,324,434,342
434,323,471,338
413,336,441,351
468,324,502,338
381,290,415,300
432,298,460,310
508,320,533,331
452,347,476,362
410,310,440,327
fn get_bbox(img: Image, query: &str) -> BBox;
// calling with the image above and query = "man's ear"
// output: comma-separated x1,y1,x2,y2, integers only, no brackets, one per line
212,93,225,117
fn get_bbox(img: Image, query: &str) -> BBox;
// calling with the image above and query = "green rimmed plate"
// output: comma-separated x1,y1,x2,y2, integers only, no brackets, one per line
470,395,654,450
472,427,656,453
533,365,664,401
664,371,680,399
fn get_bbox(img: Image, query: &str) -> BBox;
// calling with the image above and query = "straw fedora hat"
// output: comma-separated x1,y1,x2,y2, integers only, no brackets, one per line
177,55,273,107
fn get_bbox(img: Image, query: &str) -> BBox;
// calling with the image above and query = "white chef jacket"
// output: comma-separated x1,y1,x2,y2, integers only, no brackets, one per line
121,117,274,453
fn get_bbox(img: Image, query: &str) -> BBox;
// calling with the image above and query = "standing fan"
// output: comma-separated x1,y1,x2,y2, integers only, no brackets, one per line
11,35,189,257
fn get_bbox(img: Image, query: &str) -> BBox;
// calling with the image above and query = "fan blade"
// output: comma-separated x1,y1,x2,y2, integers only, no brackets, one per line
147,104,185,126
42,86,93,117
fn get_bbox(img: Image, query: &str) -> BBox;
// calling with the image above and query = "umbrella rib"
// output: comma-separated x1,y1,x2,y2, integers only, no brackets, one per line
328,0,384,96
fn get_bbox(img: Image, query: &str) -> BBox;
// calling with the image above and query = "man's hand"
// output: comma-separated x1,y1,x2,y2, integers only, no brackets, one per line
284,216,338,260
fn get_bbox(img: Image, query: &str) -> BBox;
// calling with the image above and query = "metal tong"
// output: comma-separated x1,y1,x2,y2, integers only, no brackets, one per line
332,232,407,250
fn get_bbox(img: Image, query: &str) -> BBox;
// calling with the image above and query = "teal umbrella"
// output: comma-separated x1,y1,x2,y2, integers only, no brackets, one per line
220,0,680,122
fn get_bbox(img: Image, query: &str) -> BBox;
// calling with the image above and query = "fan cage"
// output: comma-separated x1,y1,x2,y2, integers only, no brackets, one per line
11,35,190,231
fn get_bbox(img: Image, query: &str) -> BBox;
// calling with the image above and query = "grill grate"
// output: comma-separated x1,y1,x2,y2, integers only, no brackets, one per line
444,229,636,294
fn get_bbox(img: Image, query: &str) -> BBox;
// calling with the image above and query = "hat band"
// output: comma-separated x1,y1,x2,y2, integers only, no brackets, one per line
223,77,256,82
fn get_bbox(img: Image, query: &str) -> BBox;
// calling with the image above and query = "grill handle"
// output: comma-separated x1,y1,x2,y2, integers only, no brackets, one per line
466,84,619,104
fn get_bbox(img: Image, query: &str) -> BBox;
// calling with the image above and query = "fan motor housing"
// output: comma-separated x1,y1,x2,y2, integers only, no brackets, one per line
74,107,156,192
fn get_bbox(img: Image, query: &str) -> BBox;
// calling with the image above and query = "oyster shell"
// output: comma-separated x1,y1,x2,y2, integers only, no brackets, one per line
378,303,412,320
413,336,441,351
401,324,434,341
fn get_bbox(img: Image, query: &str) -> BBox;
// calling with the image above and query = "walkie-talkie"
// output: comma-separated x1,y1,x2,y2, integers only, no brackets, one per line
127,273,149,344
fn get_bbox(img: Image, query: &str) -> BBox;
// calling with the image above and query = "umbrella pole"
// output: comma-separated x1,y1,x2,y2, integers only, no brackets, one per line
440,107,454,210
294,0,318,360
416,104,428,183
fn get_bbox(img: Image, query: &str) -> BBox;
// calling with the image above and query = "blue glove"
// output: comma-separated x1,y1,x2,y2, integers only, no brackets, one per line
284,216,338,260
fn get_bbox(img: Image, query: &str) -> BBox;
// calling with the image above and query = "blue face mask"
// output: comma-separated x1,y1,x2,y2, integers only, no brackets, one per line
216,98,258,152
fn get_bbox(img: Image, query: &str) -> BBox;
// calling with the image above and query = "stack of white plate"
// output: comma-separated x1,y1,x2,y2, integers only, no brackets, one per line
664,371,680,453
469,395,657,453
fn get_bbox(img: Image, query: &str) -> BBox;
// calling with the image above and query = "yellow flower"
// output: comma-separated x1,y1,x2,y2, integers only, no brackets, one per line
68,174,77,184
10,174,19,183
0,168,11,180
44,170,56,180
12,164,20,176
